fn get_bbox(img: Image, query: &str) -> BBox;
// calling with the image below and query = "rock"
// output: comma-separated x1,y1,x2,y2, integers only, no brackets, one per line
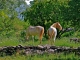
0,45,80,56
25,49,32,55
70,38,80,43
38,45,44,49
47,49,55,53
43,44,51,49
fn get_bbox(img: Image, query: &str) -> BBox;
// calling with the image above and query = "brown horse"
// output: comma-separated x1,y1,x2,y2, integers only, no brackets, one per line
26,26,44,44
47,22,62,44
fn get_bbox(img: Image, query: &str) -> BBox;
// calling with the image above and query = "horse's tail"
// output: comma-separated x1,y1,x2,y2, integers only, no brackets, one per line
40,27,44,40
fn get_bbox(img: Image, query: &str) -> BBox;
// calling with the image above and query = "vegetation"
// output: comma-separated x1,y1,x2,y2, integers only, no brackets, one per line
0,0,80,60
0,37,80,60
22,0,80,34
0,0,80,37
0,53,80,60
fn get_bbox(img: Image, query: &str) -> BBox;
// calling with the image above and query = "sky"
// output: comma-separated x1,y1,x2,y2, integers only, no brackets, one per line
16,0,34,20
25,0,33,5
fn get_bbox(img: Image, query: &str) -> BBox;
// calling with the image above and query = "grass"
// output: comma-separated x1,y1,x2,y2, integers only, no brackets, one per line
0,53,80,60
0,36,80,60
0,37,20,47
55,37,80,47
0,36,80,47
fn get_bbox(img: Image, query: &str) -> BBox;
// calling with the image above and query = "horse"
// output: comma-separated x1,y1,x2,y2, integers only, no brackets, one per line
26,26,44,44
47,22,62,44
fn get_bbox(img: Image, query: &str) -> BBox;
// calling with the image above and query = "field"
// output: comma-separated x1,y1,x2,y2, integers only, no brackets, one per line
0,36,80,60
0,0,80,60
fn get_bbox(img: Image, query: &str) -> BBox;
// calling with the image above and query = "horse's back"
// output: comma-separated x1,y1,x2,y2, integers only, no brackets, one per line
27,26,44,36
36,26,44,31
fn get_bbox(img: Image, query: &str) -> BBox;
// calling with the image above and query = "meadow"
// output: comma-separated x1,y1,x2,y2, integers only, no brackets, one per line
0,36,80,60
0,0,80,60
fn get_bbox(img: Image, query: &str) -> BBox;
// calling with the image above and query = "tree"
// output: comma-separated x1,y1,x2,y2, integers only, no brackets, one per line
0,10,14,37
22,0,70,37
0,0,28,37
68,0,80,28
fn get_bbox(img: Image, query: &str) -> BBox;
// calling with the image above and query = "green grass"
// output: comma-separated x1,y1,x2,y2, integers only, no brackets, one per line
0,36,80,60
55,37,80,47
0,37,20,47
0,36,80,47
0,53,80,60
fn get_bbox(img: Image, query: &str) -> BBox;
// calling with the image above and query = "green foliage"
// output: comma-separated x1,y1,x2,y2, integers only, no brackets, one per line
23,0,80,37
22,0,70,36
68,0,80,28
0,10,30,38
0,10,14,37
23,0,65,26
0,0,29,38
0,0,80,59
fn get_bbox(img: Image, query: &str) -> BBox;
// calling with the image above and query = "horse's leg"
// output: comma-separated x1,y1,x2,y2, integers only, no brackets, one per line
53,36,56,43
48,35,53,45
48,36,51,44
48,35,52,45
53,32,57,43
50,35,53,45
39,29,44,44
32,36,34,45
39,36,42,44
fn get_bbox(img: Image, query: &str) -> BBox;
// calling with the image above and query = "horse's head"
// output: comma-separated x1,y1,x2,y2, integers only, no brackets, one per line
51,22,62,30
56,22,62,30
